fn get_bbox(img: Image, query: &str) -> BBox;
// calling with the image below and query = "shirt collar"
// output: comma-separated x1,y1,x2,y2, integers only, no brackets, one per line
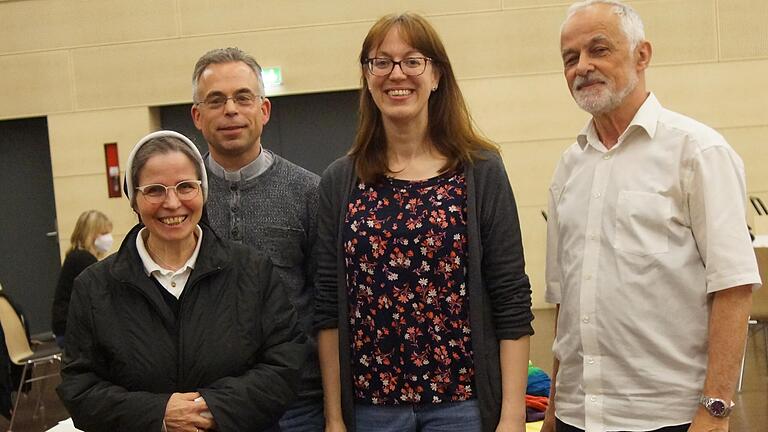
205,148,274,182
576,92,661,151
136,225,203,277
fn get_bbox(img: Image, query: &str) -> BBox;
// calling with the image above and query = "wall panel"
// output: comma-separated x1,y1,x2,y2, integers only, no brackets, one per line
0,0,177,55
718,0,768,60
0,51,73,119
648,59,768,129
178,0,502,36
434,8,565,78
70,23,369,109
48,107,159,258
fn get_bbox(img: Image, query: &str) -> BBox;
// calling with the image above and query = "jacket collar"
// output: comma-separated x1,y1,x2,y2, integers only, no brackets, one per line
109,223,228,296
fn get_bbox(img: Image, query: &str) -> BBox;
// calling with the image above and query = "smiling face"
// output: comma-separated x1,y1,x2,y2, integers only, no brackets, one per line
365,26,440,129
191,61,271,170
560,4,647,115
134,151,203,247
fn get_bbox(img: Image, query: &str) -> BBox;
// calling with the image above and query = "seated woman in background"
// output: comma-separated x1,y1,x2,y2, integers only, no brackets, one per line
57,130,306,432
51,209,113,348
314,12,534,432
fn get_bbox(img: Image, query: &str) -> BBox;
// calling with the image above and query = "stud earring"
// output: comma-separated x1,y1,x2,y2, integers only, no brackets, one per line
431,86,438,92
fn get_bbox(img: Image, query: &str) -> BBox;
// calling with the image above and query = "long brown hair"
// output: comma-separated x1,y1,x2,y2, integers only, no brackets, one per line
350,12,498,183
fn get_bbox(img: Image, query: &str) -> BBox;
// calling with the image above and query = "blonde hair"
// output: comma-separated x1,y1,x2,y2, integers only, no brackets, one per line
69,210,113,257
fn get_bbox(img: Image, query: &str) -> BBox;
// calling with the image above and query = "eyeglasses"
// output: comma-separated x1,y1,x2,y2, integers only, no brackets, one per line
195,92,264,110
135,180,202,204
364,57,432,76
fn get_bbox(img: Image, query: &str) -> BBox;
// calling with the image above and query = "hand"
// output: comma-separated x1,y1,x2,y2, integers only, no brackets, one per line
325,419,347,432
164,392,217,432
539,406,556,432
688,408,729,432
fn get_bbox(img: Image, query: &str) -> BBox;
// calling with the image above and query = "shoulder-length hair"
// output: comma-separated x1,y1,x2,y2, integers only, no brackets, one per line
69,210,112,257
350,12,498,183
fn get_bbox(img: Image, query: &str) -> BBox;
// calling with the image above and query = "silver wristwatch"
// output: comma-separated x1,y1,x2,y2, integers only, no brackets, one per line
699,395,734,418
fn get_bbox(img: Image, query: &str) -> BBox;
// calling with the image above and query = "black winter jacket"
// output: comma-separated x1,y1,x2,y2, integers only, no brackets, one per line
57,224,307,431
52,248,97,337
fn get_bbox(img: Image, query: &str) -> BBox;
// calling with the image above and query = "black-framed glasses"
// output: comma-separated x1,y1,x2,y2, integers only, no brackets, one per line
135,180,202,204
364,57,432,76
195,92,264,110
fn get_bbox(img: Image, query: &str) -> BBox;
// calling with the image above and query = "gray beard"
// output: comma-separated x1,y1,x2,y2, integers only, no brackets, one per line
575,72,639,115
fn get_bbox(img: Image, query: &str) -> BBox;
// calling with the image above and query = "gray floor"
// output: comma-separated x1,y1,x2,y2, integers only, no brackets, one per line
2,313,766,431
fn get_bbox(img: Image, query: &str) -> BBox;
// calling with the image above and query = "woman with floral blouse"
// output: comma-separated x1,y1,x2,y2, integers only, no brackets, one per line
314,12,534,432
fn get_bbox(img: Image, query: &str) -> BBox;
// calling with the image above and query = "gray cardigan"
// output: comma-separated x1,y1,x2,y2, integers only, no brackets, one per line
314,151,534,431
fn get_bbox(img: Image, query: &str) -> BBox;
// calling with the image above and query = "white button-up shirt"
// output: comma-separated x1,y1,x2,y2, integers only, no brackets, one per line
545,94,761,431
136,226,203,298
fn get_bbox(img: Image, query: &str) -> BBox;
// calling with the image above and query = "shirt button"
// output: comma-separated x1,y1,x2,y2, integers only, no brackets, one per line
603,154,611,160
587,357,595,364
171,281,177,288
582,315,590,323
593,192,601,198
591,396,597,402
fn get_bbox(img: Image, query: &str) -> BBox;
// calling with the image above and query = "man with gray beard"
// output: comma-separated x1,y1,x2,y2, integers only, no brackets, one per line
542,1,761,432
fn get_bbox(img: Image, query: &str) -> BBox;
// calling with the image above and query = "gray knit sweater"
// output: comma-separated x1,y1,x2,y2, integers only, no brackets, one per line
205,153,321,401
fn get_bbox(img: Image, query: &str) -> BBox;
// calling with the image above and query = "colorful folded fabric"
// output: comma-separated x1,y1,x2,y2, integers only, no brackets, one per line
526,361,551,397
526,406,546,422
525,394,549,412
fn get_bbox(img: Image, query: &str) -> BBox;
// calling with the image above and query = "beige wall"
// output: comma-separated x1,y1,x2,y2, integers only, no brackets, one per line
2,0,766,308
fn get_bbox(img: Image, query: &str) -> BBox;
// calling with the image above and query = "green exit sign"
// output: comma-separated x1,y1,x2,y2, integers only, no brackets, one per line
262,67,283,87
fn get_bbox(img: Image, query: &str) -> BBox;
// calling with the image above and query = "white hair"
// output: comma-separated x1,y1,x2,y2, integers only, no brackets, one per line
562,0,646,50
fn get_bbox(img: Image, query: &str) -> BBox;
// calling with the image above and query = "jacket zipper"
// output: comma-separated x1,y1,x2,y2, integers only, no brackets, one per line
175,267,222,387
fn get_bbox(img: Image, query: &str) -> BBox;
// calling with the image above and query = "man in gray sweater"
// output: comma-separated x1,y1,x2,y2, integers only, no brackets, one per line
191,47,322,431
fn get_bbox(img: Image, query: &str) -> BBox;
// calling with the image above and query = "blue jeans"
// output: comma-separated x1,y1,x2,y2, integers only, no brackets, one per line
355,399,482,432
269,399,324,432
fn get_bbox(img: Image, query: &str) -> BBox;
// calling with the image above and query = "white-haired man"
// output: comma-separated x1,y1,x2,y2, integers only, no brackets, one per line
543,1,761,431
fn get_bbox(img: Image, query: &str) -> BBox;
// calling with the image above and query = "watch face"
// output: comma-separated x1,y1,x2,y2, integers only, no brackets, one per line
710,400,726,416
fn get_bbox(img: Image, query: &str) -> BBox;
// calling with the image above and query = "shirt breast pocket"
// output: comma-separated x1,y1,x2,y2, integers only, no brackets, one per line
614,191,670,256
261,226,305,267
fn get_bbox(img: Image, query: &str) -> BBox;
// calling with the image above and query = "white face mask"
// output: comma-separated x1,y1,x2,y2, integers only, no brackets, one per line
93,234,114,254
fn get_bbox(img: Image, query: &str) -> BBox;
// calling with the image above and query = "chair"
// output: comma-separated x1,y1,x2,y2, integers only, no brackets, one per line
0,292,62,431
737,247,768,392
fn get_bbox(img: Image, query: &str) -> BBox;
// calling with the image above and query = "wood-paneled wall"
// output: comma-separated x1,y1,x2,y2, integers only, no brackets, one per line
2,0,766,307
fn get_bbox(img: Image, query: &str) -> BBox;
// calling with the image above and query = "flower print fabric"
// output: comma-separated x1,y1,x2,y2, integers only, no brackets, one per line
343,169,475,405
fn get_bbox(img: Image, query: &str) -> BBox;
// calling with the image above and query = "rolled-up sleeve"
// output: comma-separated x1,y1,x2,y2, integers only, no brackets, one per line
687,142,762,292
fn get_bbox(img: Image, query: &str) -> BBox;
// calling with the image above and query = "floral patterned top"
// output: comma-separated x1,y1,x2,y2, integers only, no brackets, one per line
343,169,475,405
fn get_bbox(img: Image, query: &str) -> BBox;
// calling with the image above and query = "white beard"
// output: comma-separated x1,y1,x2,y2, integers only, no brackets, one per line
572,68,639,115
